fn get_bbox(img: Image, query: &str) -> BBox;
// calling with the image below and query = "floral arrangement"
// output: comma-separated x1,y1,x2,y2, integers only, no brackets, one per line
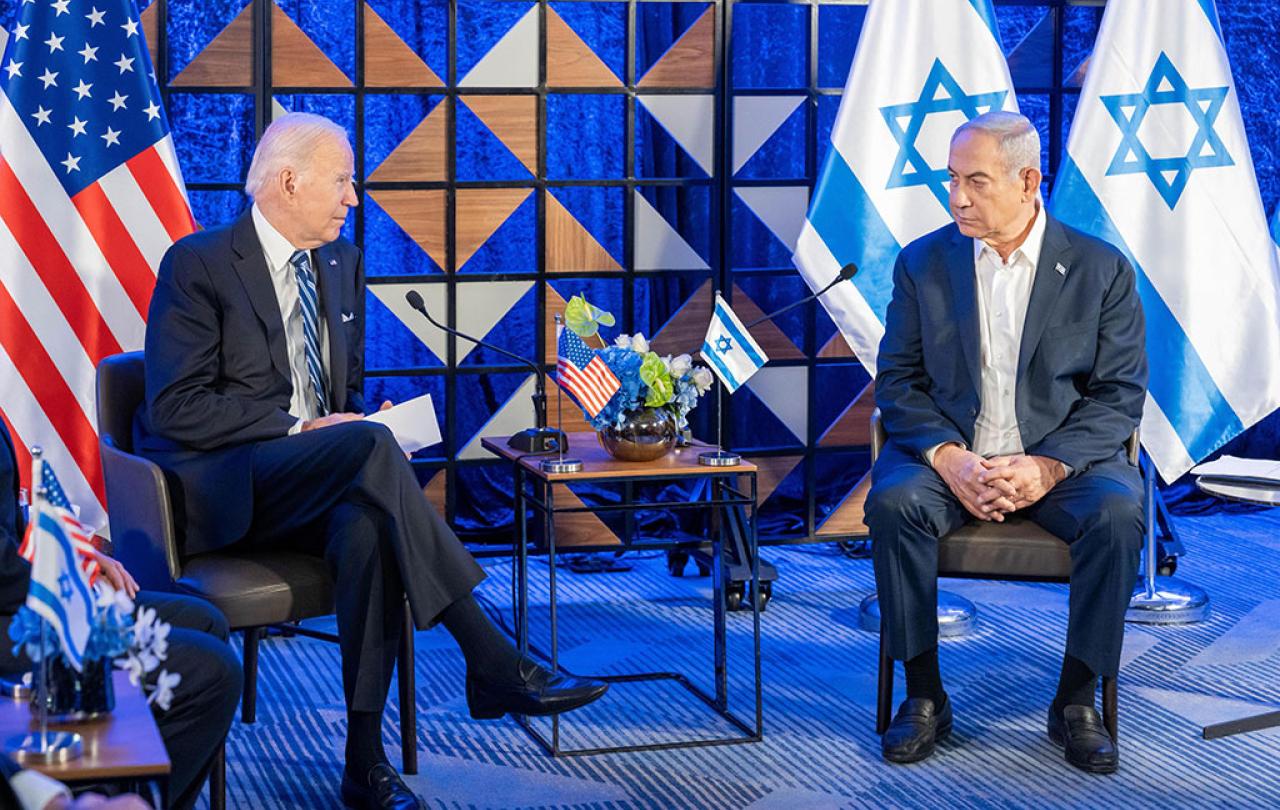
9,584,181,710
564,295,714,431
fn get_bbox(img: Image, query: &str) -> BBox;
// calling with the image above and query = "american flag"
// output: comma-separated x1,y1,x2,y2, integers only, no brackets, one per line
556,324,620,418
23,456,98,669
0,0,194,529
20,453,100,586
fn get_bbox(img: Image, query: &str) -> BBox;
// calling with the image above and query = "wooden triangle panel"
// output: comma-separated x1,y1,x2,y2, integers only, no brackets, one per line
367,100,448,182
638,6,715,88
546,7,621,88
171,3,253,87
366,189,446,269
731,284,804,360
271,2,351,87
461,95,538,175
818,331,857,359
546,192,621,272
544,285,605,366
550,484,620,547
818,382,875,446
815,472,870,537
364,4,444,87
140,3,159,73
455,188,533,270
650,279,712,356
422,470,447,514
742,455,802,505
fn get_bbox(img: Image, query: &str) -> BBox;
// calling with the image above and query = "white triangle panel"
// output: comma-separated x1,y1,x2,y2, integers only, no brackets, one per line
459,374,536,460
746,367,808,442
636,94,714,176
370,283,449,365
735,186,809,253
732,95,804,174
460,6,539,88
632,190,709,271
457,280,535,360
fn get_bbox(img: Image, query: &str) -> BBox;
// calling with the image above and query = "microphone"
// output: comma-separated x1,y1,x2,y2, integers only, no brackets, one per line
742,263,859,329
404,291,567,453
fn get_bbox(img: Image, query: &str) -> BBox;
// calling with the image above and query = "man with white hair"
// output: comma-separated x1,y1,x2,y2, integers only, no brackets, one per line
137,113,607,809
866,111,1147,773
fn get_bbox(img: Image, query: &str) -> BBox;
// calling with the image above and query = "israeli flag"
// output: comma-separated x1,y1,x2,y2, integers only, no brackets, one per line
793,0,1016,374
701,294,768,394
1050,0,1280,482
26,463,96,670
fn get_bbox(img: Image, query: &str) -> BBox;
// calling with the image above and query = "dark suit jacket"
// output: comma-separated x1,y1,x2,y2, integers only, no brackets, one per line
0,418,30,615
874,214,1147,475
136,209,367,555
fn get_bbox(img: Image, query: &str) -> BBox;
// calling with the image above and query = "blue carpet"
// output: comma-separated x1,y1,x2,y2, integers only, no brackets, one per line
205,509,1280,808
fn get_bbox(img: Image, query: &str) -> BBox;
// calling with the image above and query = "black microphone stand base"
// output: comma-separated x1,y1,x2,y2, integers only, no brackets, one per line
506,427,568,454
698,449,741,467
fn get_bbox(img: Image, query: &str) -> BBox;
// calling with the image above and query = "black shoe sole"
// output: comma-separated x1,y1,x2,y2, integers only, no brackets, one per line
882,718,952,764
1047,721,1119,774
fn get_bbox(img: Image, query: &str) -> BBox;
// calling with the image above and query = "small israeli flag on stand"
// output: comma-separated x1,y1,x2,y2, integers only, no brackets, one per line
701,294,767,394
1050,0,1280,482
793,0,1016,373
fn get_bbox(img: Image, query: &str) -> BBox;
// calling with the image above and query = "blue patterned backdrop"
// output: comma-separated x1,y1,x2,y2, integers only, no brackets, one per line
3,0,1278,537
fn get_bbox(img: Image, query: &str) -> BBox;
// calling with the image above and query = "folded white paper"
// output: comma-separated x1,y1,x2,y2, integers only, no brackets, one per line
1189,455,1280,485
364,393,442,454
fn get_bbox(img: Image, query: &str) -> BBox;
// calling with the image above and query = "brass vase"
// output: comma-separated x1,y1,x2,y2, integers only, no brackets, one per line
598,407,677,462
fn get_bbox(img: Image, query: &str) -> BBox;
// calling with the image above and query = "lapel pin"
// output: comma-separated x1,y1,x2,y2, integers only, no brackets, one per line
1055,262,1067,276
329,259,338,266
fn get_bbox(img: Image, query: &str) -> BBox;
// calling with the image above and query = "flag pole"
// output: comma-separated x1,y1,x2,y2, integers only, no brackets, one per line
699,292,741,467
6,448,83,764
541,315,582,474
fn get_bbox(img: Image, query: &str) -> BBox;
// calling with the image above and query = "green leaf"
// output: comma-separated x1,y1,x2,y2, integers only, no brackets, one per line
564,294,616,337
639,351,673,407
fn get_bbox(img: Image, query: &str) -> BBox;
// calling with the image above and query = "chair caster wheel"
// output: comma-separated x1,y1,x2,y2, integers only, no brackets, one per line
726,583,745,611
667,551,688,577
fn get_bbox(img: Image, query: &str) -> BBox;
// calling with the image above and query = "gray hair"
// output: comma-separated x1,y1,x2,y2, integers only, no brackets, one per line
952,111,1040,181
244,112,350,198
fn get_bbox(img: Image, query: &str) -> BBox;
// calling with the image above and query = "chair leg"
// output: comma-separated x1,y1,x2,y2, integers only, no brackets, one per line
398,600,418,776
876,623,894,735
1102,675,1118,740
242,627,263,724
209,742,227,810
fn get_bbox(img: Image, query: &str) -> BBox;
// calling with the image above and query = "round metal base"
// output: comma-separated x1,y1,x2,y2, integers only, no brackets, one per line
540,457,583,474
0,677,30,700
698,450,741,467
7,731,83,763
859,591,978,637
1126,576,1211,624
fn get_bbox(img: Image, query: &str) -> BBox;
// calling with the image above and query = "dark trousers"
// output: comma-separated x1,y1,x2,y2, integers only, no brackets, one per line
0,591,241,810
245,420,485,713
865,442,1143,678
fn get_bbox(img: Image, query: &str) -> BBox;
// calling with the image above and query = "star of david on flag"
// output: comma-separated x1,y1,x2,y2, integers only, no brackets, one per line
701,294,767,394
1050,0,1280,482
793,0,1016,374
1100,52,1233,210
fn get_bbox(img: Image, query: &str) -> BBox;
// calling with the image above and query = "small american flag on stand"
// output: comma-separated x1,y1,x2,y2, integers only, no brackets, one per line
20,453,101,587
556,324,620,418
0,0,195,529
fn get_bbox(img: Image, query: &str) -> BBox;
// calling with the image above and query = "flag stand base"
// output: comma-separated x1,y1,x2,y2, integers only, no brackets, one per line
7,731,82,763
540,457,583,474
0,677,29,699
698,450,740,467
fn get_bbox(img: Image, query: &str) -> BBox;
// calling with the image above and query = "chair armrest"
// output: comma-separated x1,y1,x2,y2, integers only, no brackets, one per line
100,437,181,590
870,408,885,463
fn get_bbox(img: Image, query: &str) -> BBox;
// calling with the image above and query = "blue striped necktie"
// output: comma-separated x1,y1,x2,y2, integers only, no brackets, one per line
289,250,329,416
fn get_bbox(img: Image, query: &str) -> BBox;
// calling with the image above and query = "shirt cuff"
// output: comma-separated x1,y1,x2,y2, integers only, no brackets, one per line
288,418,304,436
11,768,71,810
923,442,963,467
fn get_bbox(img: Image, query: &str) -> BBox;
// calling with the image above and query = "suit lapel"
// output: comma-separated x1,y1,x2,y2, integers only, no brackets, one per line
946,228,982,396
314,243,348,411
230,212,291,380
1017,215,1072,380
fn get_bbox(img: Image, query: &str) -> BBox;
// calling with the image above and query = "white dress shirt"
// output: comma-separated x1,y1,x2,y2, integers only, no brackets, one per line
251,204,331,429
925,203,1047,466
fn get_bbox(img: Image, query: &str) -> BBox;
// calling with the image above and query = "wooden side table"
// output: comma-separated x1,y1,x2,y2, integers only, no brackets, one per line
482,433,764,756
1,669,170,802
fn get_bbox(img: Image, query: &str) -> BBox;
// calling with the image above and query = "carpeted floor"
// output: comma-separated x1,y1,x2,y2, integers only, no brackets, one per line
207,508,1280,809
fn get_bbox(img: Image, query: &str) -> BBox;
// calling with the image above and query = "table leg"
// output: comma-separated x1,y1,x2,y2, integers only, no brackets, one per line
713,478,728,711
545,481,560,754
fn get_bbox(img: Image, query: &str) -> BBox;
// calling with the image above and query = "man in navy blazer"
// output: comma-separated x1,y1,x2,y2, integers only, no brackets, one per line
137,113,605,810
866,112,1147,774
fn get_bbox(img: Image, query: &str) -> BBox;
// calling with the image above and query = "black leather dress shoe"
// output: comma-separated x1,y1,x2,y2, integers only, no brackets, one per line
340,763,425,809
1047,704,1119,774
467,655,609,719
882,695,952,764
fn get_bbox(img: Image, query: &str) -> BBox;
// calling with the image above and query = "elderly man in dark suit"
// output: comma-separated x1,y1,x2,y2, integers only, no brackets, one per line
866,111,1147,773
137,113,606,810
